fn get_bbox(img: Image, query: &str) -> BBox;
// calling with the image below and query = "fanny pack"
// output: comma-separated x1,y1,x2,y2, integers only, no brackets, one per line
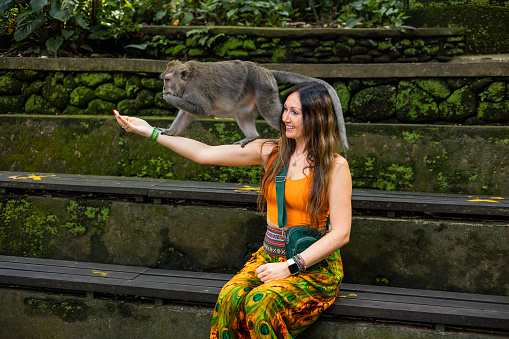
275,165,329,271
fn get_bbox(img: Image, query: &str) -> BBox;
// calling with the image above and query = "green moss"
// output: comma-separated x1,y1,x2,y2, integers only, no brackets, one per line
439,86,476,121
351,85,397,122
24,94,59,114
70,86,96,108
242,40,256,50
74,72,112,88
86,98,116,115
0,75,23,95
42,80,69,110
270,46,287,63
334,82,350,113
479,82,506,102
373,164,415,191
0,95,25,113
407,6,509,54
216,37,244,57
477,100,509,122
163,44,187,56
136,89,155,108
95,83,127,102
141,77,161,91
188,48,204,57
402,131,421,143
377,41,393,52
403,48,418,56
422,45,439,56
289,41,301,48
64,200,110,236
396,81,439,122
415,79,451,100
227,50,249,58
25,298,89,322
0,199,59,257
113,73,128,88
126,76,142,99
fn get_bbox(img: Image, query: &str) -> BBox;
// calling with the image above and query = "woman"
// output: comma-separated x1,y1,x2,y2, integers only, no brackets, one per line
114,82,352,338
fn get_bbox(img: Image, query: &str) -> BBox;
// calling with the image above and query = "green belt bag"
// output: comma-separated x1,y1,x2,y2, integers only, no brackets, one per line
275,165,329,271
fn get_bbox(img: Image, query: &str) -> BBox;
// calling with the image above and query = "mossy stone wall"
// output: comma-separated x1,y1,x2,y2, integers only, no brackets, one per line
407,5,509,54
3,68,509,125
133,26,466,63
0,196,507,295
1,116,508,195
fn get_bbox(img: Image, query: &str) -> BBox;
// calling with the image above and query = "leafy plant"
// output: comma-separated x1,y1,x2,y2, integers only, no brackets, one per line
306,0,343,27
172,0,293,27
186,27,225,48
340,0,411,30
0,0,145,56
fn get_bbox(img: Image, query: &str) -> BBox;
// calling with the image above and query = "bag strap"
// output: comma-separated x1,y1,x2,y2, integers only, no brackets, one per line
275,165,330,231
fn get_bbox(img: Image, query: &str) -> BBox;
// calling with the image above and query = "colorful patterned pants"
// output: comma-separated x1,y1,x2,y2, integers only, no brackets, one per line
210,247,343,339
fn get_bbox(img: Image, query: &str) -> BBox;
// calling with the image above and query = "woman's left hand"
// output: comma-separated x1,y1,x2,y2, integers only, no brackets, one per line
255,262,291,283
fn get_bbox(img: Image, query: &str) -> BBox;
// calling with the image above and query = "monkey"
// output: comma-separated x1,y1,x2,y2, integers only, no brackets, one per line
160,60,348,151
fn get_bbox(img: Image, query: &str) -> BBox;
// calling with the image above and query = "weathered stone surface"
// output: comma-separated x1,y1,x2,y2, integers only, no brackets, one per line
415,79,451,100
439,87,477,122
350,85,396,122
70,86,96,108
0,95,25,113
1,288,487,339
74,72,113,87
42,78,70,110
0,75,22,95
95,83,127,102
477,100,509,122
396,81,439,122
1,117,508,196
0,196,507,295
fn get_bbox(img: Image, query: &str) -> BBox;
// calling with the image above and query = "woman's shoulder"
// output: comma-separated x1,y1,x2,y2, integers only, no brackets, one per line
333,153,349,168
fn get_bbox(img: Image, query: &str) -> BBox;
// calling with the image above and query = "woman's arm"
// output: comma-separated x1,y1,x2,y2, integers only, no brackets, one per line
114,110,276,167
298,156,352,266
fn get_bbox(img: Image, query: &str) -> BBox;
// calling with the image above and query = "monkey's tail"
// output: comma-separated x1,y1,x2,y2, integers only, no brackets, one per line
271,70,349,151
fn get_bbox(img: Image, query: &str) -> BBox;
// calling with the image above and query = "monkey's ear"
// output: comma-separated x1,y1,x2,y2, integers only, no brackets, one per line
179,69,190,81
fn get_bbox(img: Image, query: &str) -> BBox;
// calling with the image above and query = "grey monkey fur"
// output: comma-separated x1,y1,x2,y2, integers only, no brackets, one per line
160,60,348,151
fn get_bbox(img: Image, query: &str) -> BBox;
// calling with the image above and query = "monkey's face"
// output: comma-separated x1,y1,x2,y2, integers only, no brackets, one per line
161,63,189,99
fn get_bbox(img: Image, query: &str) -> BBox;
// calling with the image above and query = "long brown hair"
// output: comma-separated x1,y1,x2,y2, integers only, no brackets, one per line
259,82,342,226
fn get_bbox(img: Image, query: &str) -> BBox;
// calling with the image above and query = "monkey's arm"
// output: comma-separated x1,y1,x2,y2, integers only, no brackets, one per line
115,110,273,166
162,93,211,117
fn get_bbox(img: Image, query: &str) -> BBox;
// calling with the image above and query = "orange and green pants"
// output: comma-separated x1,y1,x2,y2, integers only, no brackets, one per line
210,247,343,339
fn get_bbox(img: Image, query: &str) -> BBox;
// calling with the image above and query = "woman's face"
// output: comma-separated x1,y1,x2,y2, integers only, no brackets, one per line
282,92,305,141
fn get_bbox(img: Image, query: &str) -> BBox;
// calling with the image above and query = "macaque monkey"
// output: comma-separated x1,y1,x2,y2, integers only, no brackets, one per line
160,60,348,150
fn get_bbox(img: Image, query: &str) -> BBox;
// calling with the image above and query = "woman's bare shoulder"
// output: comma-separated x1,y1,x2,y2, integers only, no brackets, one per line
333,154,349,168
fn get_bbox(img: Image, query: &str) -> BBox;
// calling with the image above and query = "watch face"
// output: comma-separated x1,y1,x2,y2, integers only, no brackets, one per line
288,259,299,274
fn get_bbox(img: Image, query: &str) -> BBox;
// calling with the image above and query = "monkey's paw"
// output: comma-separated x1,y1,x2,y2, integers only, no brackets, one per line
234,137,257,148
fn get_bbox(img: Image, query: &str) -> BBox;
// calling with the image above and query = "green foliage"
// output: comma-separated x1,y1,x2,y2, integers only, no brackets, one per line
373,163,414,191
186,27,225,48
339,0,410,30
0,0,146,56
172,0,294,27
0,199,59,257
64,200,110,236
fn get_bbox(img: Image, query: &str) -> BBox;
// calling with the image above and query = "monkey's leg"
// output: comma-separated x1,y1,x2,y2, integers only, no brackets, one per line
256,92,282,131
234,111,260,148
159,110,196,136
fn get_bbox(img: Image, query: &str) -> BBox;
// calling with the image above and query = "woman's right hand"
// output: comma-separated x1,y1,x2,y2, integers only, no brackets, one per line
113,110,153,138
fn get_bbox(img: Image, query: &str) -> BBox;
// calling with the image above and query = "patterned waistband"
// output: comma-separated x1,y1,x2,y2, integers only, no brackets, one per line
263,225,330,258
263,225,287,258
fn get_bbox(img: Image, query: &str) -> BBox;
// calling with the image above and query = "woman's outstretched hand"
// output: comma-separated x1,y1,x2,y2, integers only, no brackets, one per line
113,110,153,138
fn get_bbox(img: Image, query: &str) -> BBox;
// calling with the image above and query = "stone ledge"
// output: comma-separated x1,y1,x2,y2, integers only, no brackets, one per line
2,288,498,339
141,25,466,39
1,57,508,78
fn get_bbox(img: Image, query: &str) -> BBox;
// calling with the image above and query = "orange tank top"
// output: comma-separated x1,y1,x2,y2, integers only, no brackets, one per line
265,157,329,228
